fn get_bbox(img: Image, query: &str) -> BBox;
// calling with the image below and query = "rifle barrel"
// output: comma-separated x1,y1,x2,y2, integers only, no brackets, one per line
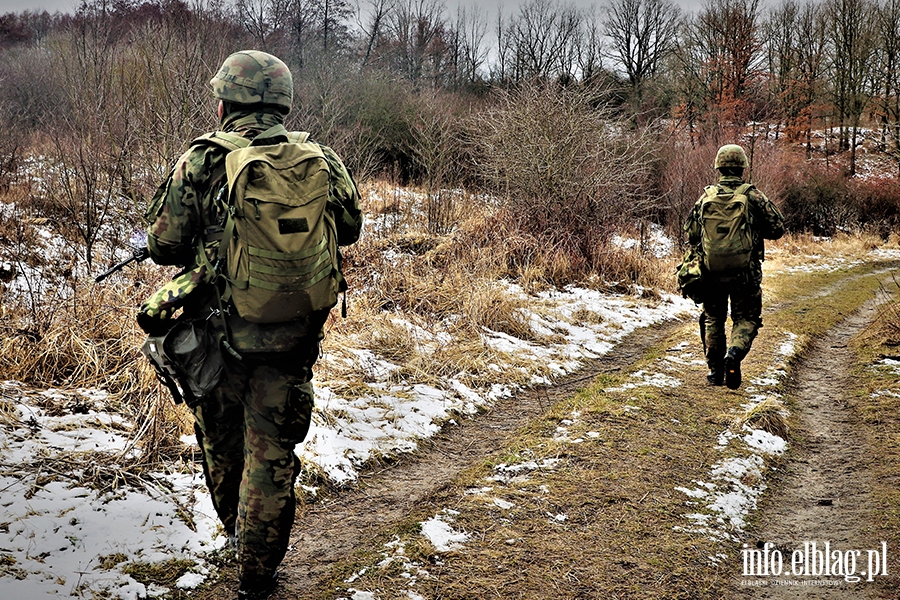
93,247,150,283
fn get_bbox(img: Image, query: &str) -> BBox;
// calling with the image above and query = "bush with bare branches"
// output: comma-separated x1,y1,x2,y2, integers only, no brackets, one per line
467,80,658,281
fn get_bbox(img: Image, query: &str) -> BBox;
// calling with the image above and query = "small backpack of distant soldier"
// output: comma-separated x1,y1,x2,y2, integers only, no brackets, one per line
199,127,343,324
697,182,754,274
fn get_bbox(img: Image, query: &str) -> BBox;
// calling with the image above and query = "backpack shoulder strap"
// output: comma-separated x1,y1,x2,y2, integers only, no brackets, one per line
734,183,753,197
192,131,250,152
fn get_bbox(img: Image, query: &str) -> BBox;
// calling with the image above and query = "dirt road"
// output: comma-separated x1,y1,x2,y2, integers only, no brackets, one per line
734,295,898,598
197,320,684,599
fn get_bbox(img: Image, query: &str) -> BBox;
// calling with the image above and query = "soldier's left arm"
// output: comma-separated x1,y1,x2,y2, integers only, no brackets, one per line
319,145,364,247
750,188,785,241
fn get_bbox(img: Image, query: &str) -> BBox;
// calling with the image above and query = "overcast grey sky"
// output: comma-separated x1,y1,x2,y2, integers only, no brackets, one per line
0,0,76,13
0,0,709,17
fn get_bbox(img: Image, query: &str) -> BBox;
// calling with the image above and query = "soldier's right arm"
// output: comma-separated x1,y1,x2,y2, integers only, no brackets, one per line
145,149,205,266
684,199,703,248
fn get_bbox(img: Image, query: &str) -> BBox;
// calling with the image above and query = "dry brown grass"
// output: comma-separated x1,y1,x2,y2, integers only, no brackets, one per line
767,230,884,270
319,177,684,405
731,396,790,439
0,253,193,466
863,274,900,347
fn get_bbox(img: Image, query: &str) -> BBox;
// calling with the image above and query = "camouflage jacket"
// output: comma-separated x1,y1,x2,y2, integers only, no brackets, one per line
684,175,784,284
143,110,363,348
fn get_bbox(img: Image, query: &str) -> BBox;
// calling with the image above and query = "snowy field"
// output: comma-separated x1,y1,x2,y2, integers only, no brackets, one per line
0,283,694,599
3,180,896,598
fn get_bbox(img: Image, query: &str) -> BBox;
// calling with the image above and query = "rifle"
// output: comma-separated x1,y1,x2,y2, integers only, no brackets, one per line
94,246,150,283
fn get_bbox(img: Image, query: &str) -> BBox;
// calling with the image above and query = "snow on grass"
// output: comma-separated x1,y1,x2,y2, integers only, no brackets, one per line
877,358,900,375
605,370,682,391
340,536,432,600
869,247,900,261
420,511,469,552
488,458,562,484
303,286,694,484
674,331,797,546
783,256,864,274
0,387,221,599
612,223,675,259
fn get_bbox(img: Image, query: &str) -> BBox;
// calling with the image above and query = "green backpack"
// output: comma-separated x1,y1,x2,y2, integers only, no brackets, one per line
198,125,342,324
698,182,754,274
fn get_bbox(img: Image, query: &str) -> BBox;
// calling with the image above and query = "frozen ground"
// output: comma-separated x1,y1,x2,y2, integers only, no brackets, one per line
0,283,694,599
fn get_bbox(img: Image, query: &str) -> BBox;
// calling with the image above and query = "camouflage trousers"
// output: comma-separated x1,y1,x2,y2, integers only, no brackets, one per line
190,345,319,580
701,278,763,368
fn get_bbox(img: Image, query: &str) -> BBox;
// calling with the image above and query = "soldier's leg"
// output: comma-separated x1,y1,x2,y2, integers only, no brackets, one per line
729,282,763,358
702,285,729,382
191,365,247,535
723,282,762,389
237,357,316,585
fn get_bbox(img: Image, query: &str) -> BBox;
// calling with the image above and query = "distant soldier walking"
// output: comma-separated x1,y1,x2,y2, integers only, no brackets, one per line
141,51,362,599
684,144,784,389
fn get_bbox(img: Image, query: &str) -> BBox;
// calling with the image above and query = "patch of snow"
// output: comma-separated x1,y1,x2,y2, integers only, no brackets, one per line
420,514,469,552
492,498,514,510
742,428,787,455
611,223,675,258
606,370,682,391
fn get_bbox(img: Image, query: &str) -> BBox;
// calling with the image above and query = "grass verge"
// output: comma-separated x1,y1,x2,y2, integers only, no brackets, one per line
309,250,899,600
845,274,900,572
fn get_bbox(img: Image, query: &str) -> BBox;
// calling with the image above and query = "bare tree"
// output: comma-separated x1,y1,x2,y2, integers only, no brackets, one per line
827,0,877,174
236,0,285,47
603,0,680,90
763,0,799,139
492,5,513,82
794,0,828,158
875,0,900,174
383,0,454,87
574,8,604,83
698,0,764,105
358,0,394,68
509,0,582,81
454,5,487,87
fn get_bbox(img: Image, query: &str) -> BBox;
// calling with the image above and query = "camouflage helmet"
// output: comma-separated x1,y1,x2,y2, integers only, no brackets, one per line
210,50,293,114
714,144,749,170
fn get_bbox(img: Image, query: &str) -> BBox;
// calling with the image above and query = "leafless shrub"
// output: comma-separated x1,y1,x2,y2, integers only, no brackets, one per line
472,81,656,231
467,80,658,282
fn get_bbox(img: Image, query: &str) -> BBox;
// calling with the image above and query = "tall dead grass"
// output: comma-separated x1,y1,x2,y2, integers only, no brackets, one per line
0,259,192,465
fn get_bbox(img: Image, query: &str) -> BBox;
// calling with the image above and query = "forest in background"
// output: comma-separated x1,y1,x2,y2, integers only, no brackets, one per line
0,0,896,244
0,0,898,415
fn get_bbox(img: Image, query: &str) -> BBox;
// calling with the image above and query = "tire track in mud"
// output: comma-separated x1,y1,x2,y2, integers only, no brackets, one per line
195,263,900,599
734,288,898,598
223,318,687,599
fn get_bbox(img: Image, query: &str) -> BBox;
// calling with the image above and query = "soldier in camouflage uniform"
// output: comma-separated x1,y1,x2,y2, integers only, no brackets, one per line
684,144,784,390
143,51,362,600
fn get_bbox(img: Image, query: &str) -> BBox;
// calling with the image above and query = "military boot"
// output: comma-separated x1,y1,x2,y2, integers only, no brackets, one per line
724,347,743,390
237,570,278,600
706,353,725,386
